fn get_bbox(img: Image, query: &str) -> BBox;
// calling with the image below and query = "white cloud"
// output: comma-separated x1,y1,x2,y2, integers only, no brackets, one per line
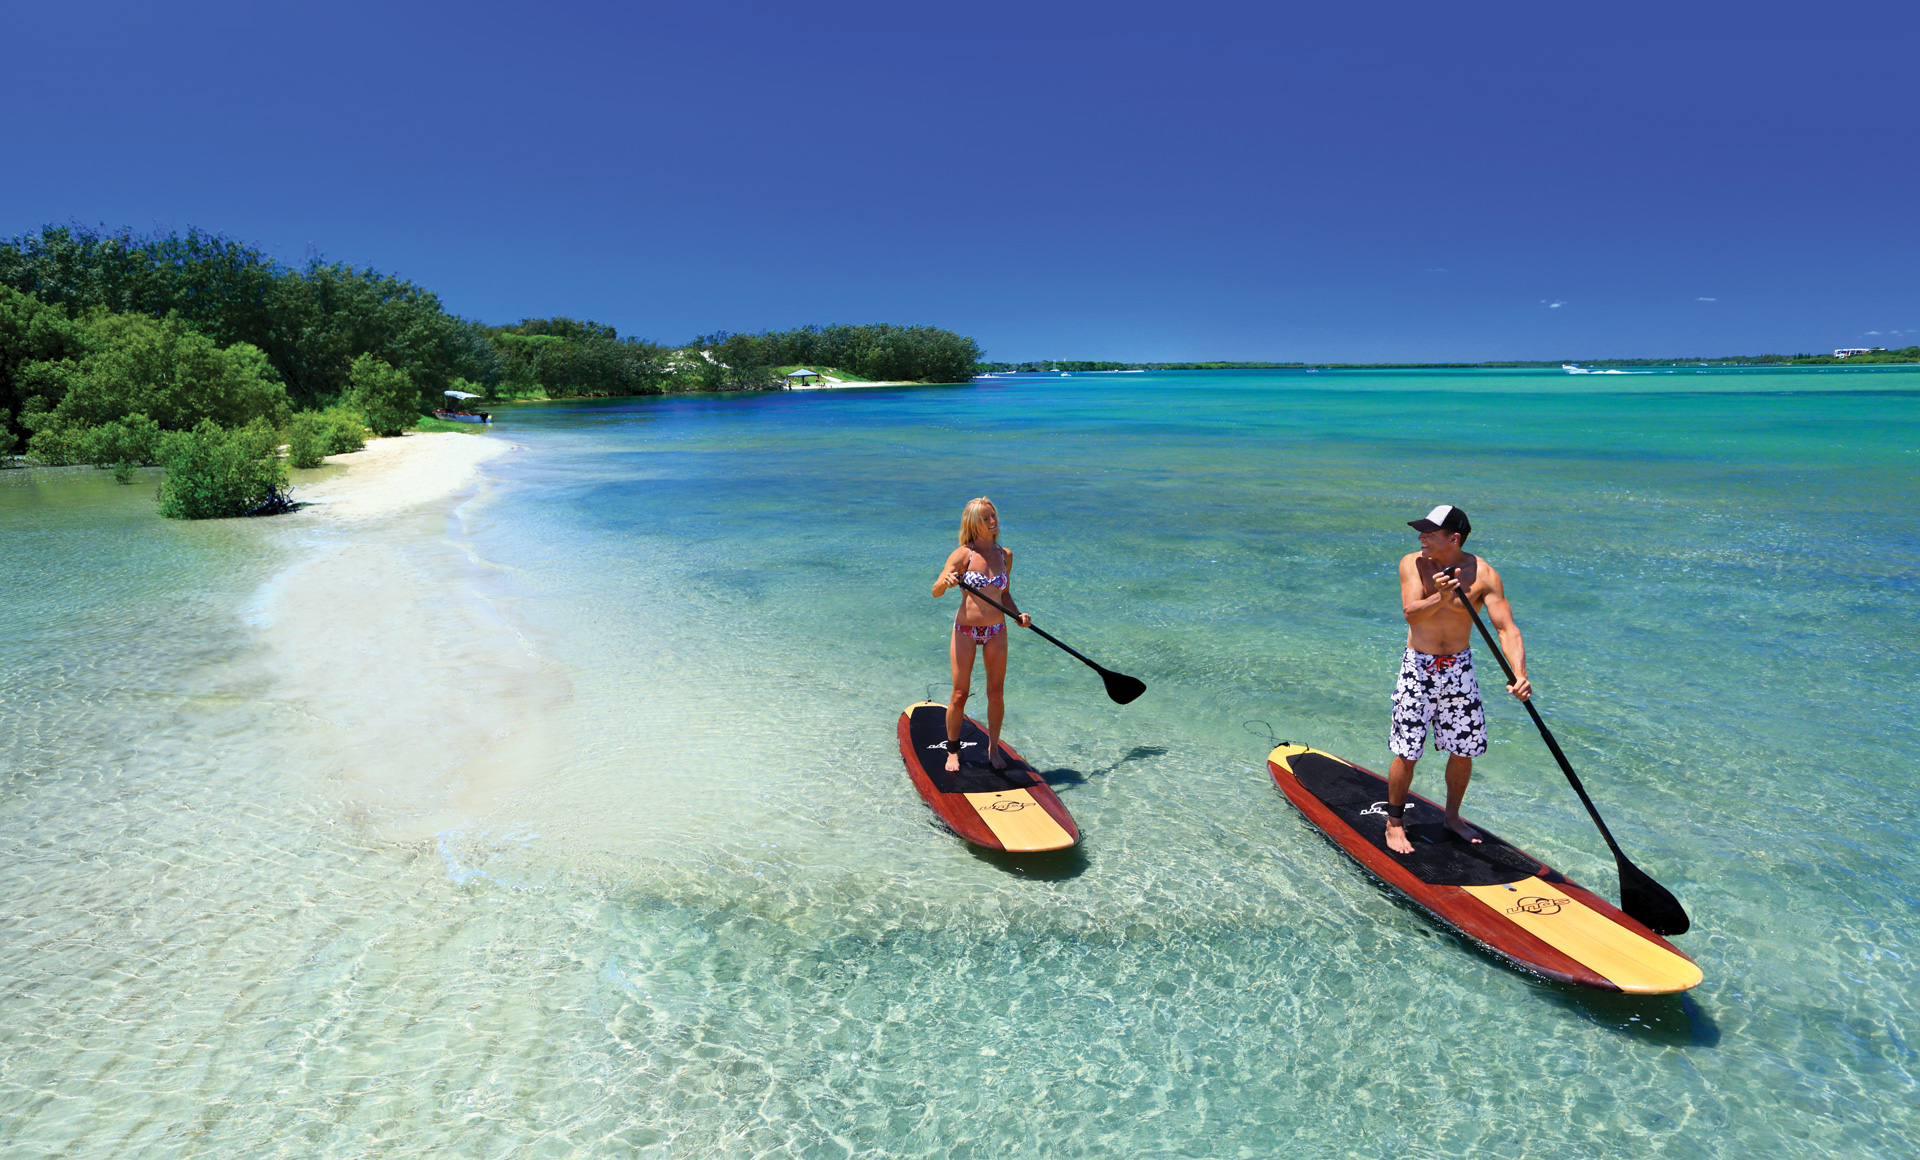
1696,297,1716,302
1540,299,1566,309
1866,330,1881,335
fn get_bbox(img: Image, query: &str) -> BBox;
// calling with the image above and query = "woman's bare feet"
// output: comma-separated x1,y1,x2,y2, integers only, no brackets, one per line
1444,816,1482,844
945,741,961,773
1385,818,1415,855
989,744,1008,770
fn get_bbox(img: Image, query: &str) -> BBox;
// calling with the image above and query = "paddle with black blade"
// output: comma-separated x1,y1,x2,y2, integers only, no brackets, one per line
1441,565,1690,936
955,578,1146,705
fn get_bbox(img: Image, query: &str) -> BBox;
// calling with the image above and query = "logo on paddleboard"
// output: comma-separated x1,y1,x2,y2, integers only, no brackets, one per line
1507,896,1566,916
986,800,1029,812
1360,801,1392,818
928,740,978,752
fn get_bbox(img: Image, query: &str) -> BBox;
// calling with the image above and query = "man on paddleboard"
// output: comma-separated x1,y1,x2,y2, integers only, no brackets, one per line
1386,504,1531,856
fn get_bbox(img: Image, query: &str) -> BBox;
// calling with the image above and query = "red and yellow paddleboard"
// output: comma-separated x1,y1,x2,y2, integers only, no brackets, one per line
898,702,1079,852
1269,744,1701,994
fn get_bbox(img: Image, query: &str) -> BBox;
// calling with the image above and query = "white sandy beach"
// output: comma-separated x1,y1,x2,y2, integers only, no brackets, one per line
295,430,513,519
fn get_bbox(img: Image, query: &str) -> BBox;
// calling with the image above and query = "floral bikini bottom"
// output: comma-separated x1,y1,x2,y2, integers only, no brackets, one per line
955,621,1005,644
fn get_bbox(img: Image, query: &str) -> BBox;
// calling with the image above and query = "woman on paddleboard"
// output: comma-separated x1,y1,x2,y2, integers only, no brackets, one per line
932,497,1031,773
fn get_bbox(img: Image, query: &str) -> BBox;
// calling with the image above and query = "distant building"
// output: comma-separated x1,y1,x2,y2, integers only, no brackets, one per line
1834,347,1885,358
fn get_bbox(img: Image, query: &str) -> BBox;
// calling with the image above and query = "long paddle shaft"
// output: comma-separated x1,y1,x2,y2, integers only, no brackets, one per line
1441,566,1690,936
955,578,1146,705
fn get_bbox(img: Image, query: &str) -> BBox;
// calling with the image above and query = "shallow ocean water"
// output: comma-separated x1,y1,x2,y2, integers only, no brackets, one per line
2,366,1917,1158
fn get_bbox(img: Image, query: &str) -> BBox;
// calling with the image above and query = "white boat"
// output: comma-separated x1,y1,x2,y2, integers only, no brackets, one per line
433,388,491,424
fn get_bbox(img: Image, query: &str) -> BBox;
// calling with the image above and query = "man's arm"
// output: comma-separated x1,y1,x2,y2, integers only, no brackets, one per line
1478,566,1531,700
1400,555,1451,622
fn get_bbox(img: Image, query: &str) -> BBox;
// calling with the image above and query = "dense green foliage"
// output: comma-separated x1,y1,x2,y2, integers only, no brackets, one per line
36,413,164,475
0,221,991,520
486,318,670,397
0,288,291,466
692,325,981,389
155,419,287,519
0,226,494,411
20,313,289,462
345,355,418,437
286,406,367,468
2,226,984,426
0,286,89,459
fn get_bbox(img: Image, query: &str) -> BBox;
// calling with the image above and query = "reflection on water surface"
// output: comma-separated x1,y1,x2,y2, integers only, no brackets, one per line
3,367,1917,1157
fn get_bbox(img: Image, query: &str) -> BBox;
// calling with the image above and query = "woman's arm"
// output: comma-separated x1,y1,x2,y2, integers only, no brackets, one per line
932,547,968,597
1000,546,1031,627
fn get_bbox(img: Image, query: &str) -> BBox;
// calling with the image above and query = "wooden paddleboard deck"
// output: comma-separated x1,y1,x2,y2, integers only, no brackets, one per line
899,702,1079,852
1268,744,1701,994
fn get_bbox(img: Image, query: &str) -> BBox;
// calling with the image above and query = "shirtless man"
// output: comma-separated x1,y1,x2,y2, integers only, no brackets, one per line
1385,504,1532,856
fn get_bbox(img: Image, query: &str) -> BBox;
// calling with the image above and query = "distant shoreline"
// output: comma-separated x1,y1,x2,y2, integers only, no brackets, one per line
783,378,919,391
976,353,1920,374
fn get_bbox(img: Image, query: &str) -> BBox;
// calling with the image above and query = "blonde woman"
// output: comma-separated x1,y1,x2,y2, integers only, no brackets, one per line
932,497,1032,772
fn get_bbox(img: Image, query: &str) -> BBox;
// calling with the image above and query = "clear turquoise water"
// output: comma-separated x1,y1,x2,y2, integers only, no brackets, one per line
3,366,1917,1157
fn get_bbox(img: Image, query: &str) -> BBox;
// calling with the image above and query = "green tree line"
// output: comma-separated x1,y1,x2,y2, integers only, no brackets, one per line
0,223,984,517
690,325,982,389
0,226,493,412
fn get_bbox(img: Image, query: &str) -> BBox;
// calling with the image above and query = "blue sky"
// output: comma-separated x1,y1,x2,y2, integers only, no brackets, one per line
4,0,1914,362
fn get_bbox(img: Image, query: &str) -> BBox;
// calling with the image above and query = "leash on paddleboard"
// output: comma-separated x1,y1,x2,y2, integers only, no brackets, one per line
1244,720,1294,749
1442,565,1690,935
953,578,1147,705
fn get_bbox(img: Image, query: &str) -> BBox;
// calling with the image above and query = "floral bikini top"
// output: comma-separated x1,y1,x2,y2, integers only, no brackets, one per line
961,546,1009,589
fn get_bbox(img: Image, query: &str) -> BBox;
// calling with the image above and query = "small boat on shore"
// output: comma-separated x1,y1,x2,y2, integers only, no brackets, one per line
432,389,491,424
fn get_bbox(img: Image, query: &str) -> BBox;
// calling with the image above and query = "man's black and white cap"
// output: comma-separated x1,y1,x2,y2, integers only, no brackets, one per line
1408,504,1471,537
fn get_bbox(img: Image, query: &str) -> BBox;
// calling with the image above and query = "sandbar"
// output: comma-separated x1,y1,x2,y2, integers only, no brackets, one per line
296,431,512,519
259,428,563,842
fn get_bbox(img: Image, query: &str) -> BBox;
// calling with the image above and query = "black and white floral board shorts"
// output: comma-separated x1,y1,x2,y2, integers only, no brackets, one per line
1389,647,1488,760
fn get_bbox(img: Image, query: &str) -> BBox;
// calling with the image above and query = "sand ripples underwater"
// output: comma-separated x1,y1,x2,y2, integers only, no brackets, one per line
3,368,1917,1157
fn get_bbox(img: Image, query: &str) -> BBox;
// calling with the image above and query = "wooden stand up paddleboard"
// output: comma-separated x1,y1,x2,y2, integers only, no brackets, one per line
898,702,1079,852
1270,744,1701,993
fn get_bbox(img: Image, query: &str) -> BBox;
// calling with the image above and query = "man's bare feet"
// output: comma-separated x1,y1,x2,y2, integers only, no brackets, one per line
1385,818,1415,855
945,742,961,773
1444,816,1482,844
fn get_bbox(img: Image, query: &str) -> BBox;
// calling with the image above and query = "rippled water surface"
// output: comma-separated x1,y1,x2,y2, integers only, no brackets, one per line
4,367,1917,1158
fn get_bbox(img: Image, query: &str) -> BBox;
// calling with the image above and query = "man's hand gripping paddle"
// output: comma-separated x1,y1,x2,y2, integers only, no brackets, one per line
955,578,1146,705
1442,565,1691,936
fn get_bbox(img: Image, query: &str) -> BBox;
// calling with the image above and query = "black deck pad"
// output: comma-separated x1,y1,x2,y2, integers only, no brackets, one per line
1287,752,1539,887
908,705,1041,795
